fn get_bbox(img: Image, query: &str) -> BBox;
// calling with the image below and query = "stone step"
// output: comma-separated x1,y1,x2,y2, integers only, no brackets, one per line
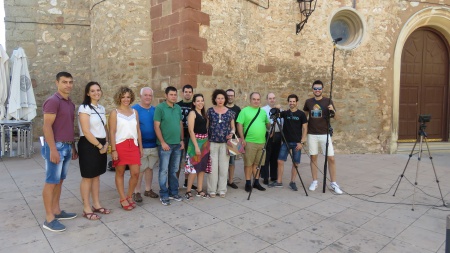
397,142,450,154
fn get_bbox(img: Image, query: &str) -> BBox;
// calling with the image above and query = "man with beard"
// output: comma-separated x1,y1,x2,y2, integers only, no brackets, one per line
268,94,307,191
226,88,240,189
303,80,342,194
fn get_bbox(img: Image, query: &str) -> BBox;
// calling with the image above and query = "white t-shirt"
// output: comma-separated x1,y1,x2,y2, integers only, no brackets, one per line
78,104,107,138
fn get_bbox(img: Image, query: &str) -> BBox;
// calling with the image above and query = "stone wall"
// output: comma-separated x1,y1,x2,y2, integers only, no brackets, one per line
4,0,91,136
197,0,450,153
90,0,152,108
4,0,450,153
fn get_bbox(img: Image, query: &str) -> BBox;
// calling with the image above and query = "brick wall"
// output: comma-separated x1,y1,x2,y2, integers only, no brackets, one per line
151,0,211,91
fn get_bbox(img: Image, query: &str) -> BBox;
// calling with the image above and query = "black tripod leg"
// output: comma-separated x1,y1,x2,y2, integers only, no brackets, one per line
277,121,308,196
423,138,447,207
393,140,418,196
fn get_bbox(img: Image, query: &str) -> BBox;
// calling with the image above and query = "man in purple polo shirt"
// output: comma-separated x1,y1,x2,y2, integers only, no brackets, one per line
41,72,78,232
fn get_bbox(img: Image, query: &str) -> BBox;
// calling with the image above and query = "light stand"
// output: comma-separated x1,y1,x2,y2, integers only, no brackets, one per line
393,115,446,210
322,38,340,193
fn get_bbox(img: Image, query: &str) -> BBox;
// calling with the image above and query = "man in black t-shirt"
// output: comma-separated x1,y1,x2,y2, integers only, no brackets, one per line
268,94,307,191
226,88,241,189
176,84,195,189
303,80,342,194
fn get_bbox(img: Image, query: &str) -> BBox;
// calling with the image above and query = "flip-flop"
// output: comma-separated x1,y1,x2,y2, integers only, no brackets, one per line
92,206,111,214
83,212,100,220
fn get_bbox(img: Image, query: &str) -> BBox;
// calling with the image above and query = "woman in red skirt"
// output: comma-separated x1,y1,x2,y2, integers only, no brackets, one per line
109,87,143,210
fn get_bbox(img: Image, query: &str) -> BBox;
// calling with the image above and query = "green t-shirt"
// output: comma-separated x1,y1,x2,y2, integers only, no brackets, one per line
154,102,182,145
236,106,269,144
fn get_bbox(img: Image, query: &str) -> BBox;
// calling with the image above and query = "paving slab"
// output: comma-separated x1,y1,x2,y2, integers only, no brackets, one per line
1,148,449,253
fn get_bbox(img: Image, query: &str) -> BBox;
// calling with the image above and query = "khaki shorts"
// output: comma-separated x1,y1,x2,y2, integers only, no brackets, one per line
307,134,334,156
140,148,159,172
243,142,265,167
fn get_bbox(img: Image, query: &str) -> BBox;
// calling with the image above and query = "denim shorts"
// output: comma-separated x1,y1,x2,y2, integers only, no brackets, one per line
278,142,301,164
229,155,235,166
41,142,73,184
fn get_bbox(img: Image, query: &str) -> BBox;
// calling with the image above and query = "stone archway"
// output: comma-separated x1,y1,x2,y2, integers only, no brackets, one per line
391,7,450,153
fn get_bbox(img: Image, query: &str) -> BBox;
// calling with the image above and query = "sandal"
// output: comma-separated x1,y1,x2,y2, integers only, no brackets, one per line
120,199,133,211
196,191,209,199
220,193,226,198
185,192,193,200
92,206,111,214
209,193,216,198
127,196,137,208
82,211,100,220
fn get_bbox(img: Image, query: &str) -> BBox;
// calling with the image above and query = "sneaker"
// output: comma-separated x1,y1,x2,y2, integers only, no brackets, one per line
54,210,77,220
289,182,298,191
160,198,171,206
144,189,159,198
245,184,252,192
170,194,183,201
253,183,266,191
132,192,143,202
227,182,238,189
330,183,343,194
309,181,318,191
268,182,283,188
43,219,66,232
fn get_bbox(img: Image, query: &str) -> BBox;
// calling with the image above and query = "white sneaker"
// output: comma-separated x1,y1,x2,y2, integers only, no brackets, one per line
309,181,318,191
330,182,343,194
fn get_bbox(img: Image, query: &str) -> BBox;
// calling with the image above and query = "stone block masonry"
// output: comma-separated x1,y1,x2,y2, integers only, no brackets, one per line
151,0,212,89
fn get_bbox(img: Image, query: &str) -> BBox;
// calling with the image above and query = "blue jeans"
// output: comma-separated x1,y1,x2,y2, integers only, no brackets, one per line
41,142,72,184
278,142,301,164
158,144,182,199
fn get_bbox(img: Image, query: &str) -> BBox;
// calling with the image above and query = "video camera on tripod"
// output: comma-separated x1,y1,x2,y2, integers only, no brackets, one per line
269,107,281,120
418,114,431,136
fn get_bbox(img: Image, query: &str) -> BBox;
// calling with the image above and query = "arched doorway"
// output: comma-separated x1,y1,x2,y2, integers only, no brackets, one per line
399,28,449,141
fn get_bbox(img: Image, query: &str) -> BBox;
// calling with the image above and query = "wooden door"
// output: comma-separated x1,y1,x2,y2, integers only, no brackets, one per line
399,29,449,141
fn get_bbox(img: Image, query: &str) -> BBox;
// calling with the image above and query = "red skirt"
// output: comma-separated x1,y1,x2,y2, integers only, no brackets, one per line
113,139,141,167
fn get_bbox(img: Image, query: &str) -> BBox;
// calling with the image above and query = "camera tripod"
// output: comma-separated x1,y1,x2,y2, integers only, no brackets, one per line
393,121,446,211
247,115,308,200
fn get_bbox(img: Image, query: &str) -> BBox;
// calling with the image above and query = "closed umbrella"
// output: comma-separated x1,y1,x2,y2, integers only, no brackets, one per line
0,44,9,119
7,47,36,121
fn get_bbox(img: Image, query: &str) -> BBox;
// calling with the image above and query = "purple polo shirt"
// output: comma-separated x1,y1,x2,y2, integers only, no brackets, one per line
42,92,76,142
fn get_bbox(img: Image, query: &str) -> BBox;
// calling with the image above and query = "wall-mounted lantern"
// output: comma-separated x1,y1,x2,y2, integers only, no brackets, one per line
296,0,317,35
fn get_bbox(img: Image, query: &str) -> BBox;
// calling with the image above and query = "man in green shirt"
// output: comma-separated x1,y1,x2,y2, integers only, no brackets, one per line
154,86,184,205
237,92,270,192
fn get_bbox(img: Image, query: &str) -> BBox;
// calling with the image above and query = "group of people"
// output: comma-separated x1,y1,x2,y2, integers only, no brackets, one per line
40,72,342,232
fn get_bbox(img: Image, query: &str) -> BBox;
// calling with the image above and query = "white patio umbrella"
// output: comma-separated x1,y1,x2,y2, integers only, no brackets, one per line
7,47,36,121
0,44,9,119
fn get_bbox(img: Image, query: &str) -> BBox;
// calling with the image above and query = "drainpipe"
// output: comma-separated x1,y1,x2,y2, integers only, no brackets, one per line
352,0,356,9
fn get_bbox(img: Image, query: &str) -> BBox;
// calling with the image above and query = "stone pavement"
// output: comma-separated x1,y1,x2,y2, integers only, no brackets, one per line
1,145,449,253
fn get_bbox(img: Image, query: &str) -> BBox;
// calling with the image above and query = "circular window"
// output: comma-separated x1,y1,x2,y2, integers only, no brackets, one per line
329,8,365,50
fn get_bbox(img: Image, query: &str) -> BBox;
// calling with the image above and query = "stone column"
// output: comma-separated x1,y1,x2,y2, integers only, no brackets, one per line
151,0,211,98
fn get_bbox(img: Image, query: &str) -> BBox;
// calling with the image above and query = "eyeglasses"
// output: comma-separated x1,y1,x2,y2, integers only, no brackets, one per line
313,87,322,91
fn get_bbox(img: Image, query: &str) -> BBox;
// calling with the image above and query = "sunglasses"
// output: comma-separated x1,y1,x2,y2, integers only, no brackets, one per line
313,87,322,91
